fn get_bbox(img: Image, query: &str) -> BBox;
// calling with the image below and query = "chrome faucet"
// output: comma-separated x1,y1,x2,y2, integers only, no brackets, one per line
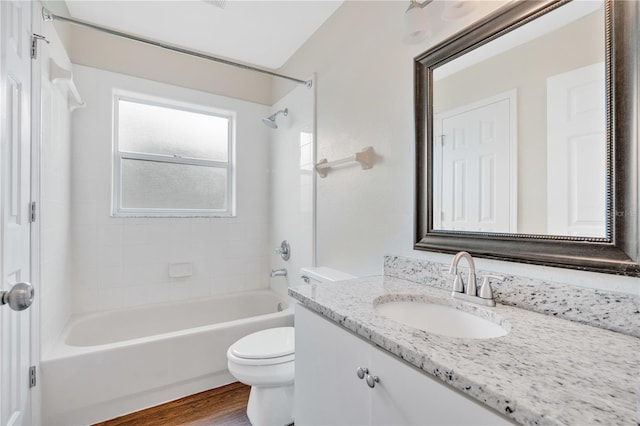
449,251,498,307
449,251,478,296
270,268,288,277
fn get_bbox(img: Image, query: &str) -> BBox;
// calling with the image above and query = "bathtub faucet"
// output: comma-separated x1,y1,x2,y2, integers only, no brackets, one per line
270,268,288,278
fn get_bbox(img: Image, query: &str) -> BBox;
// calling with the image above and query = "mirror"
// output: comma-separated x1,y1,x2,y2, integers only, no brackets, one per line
433,1,605,237
414,0,639,276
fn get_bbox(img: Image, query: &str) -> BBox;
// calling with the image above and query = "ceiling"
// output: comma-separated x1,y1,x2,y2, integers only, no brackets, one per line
64,0,344,70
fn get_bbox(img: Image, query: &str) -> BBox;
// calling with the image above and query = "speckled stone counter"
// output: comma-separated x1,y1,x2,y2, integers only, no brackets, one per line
384,256,640,338
289,276,640,426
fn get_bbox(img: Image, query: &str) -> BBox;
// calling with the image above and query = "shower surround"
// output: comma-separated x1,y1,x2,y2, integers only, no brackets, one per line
68,65,272,319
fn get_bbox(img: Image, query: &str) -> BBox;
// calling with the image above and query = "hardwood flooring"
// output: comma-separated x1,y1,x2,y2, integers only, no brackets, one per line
93,382,251,426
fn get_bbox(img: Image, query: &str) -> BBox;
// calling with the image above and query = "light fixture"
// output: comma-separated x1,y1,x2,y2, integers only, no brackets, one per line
403,0,475,45
403,0,434,44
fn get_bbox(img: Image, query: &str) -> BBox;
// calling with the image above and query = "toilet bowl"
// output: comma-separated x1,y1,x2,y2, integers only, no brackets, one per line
227,267,355,425
227,327,295,426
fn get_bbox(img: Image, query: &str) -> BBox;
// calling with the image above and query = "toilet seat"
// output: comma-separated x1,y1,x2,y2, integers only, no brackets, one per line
228,351,294,366
227,327,295,366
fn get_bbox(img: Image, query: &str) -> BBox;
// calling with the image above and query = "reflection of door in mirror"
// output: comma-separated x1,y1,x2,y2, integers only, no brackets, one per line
432,1,605,237
546,62,606,238
434,91,517,232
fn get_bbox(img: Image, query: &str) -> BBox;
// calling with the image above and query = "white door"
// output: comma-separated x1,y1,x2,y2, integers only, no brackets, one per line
546,62,606,238
434,91,517,232
1,1,34,425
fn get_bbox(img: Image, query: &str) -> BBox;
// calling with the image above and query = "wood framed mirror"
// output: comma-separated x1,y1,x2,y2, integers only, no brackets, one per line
414,0,639,276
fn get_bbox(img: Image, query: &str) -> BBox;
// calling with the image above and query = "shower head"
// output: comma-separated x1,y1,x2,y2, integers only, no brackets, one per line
262,108,288,129
262,116,278,129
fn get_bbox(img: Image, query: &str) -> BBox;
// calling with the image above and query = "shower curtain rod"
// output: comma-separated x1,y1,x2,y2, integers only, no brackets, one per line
41,8,312,88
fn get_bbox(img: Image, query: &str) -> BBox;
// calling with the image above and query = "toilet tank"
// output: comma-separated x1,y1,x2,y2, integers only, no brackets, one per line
299,267,355,284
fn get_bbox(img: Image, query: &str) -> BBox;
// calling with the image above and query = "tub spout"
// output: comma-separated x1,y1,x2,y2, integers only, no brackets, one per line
270,268,288,278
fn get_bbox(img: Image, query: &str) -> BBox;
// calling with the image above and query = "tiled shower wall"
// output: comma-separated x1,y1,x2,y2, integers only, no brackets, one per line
71,65,272,313
268,80,316,299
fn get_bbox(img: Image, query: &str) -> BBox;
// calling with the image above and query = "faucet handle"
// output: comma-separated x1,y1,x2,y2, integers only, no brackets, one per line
453,272,465,293
479,275,505,299
446,265,463,292
275,240,290,261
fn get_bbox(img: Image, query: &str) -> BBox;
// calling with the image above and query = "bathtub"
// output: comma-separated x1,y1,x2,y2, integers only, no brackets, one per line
41,289,293,425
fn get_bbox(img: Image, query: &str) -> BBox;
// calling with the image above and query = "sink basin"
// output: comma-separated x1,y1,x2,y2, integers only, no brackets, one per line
374,300,508,339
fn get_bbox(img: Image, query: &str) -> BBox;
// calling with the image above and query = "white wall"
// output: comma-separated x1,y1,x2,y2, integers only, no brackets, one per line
70,65,272,313
275,0,506,277
38,15,73,356
275,1,639,295
268,81,316,300
70,24,272,106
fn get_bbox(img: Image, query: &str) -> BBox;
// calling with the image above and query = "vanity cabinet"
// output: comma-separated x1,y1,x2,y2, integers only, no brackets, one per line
295,304,512,425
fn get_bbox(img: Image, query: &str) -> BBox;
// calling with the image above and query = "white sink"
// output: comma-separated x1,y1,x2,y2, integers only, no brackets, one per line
374,300,508,339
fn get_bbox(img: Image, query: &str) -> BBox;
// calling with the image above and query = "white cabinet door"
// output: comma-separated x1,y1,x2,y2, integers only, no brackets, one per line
295,304,371,425
370,346,511,425
296,305,514,426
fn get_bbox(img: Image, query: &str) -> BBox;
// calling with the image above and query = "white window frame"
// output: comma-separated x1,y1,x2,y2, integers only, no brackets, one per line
112,91,235,217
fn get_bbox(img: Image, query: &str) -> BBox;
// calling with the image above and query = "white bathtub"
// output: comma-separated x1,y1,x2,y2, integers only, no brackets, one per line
41,289,294,425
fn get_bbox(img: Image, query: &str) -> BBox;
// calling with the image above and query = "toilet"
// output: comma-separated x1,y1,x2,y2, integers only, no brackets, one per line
226,267,355,426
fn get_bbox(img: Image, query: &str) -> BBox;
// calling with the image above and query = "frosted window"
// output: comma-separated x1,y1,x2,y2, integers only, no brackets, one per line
121,159,227,210
113,94,234,217
118,100,229,161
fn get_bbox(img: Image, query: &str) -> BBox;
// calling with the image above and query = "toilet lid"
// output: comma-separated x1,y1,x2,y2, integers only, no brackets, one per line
230,327,294,359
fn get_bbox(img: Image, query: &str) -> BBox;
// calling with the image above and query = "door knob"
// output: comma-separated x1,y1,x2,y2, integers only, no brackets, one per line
1,282,34,311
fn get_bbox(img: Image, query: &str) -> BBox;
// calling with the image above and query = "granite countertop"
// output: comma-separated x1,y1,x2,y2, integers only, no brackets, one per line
289,276,640,426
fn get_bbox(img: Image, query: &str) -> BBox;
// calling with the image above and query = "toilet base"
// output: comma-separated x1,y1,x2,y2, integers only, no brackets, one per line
246,383,294,426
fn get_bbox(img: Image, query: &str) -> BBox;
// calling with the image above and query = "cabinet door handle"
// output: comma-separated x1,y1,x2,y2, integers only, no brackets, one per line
366,374,380,388
356,367,369,379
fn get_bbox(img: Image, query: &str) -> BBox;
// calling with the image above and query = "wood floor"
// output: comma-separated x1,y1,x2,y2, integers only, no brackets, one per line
93,382,251,426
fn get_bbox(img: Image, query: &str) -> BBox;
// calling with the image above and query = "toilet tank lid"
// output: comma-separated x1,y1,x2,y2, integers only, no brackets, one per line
299,267,356,282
